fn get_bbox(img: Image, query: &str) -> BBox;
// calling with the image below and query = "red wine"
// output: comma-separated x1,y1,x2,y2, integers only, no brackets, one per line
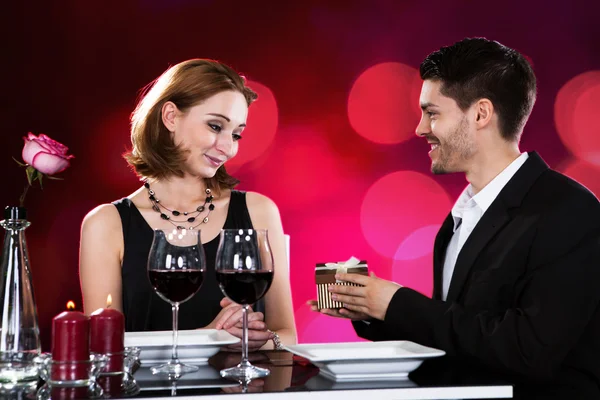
216,270,274,304
148,270,204,303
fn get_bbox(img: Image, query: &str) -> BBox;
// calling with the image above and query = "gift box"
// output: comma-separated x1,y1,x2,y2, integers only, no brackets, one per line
315,257,368,310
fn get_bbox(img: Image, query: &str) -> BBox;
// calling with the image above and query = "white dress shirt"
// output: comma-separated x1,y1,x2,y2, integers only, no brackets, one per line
441,153,529,301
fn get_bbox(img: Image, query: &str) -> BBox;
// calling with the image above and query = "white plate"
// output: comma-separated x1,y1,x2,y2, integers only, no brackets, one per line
305,373,418,390
125,329,240,365
284,341,445,381
134,365,239,391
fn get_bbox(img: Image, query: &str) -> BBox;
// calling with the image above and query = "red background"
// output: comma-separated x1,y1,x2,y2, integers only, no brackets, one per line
2,0,599,350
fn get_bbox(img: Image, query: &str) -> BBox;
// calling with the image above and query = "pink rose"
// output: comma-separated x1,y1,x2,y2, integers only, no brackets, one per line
22,133,74,175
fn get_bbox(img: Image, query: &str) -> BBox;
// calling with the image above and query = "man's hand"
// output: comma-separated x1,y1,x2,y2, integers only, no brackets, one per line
306,299,371,320
328,272,401,321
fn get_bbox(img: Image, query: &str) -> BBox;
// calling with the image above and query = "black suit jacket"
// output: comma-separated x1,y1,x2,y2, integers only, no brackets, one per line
354,152,600,398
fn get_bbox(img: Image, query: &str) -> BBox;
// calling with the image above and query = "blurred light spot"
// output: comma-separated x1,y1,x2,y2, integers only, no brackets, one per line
554,71,600,166
360,171,451,258
393,224,440,261
226,80,278,173
348,62,422,144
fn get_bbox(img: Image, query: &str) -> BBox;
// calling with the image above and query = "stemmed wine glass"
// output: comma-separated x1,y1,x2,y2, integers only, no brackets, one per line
147,229,206,377
215,229,274,381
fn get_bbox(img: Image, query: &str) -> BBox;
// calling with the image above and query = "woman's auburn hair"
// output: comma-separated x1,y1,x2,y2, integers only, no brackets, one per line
124,59,258,194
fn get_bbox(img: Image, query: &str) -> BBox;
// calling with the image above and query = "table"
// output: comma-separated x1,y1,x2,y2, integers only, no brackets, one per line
2,351,513,399
119,351,513,399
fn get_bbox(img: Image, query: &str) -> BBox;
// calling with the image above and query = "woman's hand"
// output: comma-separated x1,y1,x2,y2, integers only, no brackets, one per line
212,298,273,352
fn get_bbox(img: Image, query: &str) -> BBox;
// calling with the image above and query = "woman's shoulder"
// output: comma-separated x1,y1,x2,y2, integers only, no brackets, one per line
244,191,279,211
81,203,122,234
244,191,281,225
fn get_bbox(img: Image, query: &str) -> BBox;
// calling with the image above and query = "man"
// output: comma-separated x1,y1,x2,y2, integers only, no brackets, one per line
312,38,600,398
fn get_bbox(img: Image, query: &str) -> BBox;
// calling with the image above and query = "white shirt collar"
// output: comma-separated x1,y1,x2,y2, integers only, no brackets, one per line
451,152,529,231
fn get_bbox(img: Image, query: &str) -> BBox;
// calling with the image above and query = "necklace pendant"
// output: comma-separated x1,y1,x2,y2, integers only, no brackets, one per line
197,205,205,212
203,217,209,223
187,217,196,223
172,210,181,216
160,213,170,220
177,226,185,230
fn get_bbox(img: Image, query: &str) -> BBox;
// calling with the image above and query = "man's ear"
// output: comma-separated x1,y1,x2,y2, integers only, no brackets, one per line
475,98,494,128
161,101,178,132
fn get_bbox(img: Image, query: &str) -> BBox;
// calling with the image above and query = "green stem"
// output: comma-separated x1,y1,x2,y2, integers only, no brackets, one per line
19,183,30,207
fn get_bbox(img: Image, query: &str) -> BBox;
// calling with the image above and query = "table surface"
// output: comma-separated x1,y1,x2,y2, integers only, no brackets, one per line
4,351,514,400
114,351,512,399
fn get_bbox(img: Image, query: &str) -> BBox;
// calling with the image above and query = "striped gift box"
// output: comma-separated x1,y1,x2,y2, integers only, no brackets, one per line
315,261,368,310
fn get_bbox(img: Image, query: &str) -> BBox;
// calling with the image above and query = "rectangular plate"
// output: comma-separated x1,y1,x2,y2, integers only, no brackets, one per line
284,341,445,381
125,329,240,365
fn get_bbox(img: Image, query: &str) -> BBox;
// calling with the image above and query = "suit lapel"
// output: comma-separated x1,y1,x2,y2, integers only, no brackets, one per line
445,202,510,302
444,151,550,303
432,213,454,300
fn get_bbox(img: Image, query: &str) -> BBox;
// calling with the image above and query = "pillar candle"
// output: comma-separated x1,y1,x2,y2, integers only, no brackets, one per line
51,301,90,381
51,301,90,361
90,295,125,373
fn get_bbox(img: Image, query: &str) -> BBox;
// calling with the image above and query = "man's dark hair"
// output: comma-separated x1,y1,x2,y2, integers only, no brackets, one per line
420,37,536,142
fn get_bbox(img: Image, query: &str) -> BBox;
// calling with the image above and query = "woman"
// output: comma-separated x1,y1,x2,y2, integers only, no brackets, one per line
79,59,296,350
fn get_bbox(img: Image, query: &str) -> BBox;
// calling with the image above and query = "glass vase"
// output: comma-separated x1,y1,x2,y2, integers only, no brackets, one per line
0,206,41,384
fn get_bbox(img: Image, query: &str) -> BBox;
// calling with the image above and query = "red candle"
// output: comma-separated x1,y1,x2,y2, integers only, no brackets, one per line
90,295,125,373
51,301,90,381
51,301,90,361
50,387,89,399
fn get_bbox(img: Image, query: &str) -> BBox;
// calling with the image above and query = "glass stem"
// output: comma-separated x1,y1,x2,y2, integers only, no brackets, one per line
171,303,180,364
240,304,250,367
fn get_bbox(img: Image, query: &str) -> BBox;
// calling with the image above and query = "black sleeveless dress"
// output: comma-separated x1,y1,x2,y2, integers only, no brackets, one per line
113,190,254,332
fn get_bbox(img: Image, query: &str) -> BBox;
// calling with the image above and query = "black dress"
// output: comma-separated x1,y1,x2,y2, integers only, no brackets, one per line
113,190,254,331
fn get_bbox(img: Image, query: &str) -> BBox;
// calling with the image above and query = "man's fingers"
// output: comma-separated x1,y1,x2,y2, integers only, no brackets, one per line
329,284,365,297
341,303,369,315
319,308,346,318
338,308,368,320
331,293,363,306
335,272,371,286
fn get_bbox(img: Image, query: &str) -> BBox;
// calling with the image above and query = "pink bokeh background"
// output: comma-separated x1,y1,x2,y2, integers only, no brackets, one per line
2,0,599,350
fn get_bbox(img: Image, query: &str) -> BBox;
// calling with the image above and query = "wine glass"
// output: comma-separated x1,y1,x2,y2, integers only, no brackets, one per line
147,229,206,377
215,229,274,381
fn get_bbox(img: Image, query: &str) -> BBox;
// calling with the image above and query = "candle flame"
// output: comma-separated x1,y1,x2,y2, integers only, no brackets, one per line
106,294,112,308
66,301,75,311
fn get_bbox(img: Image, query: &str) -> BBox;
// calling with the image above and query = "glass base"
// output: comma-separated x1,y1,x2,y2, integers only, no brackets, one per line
150,362,198,378
220,363,270,381
0,365,39,384
37,382,103,400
